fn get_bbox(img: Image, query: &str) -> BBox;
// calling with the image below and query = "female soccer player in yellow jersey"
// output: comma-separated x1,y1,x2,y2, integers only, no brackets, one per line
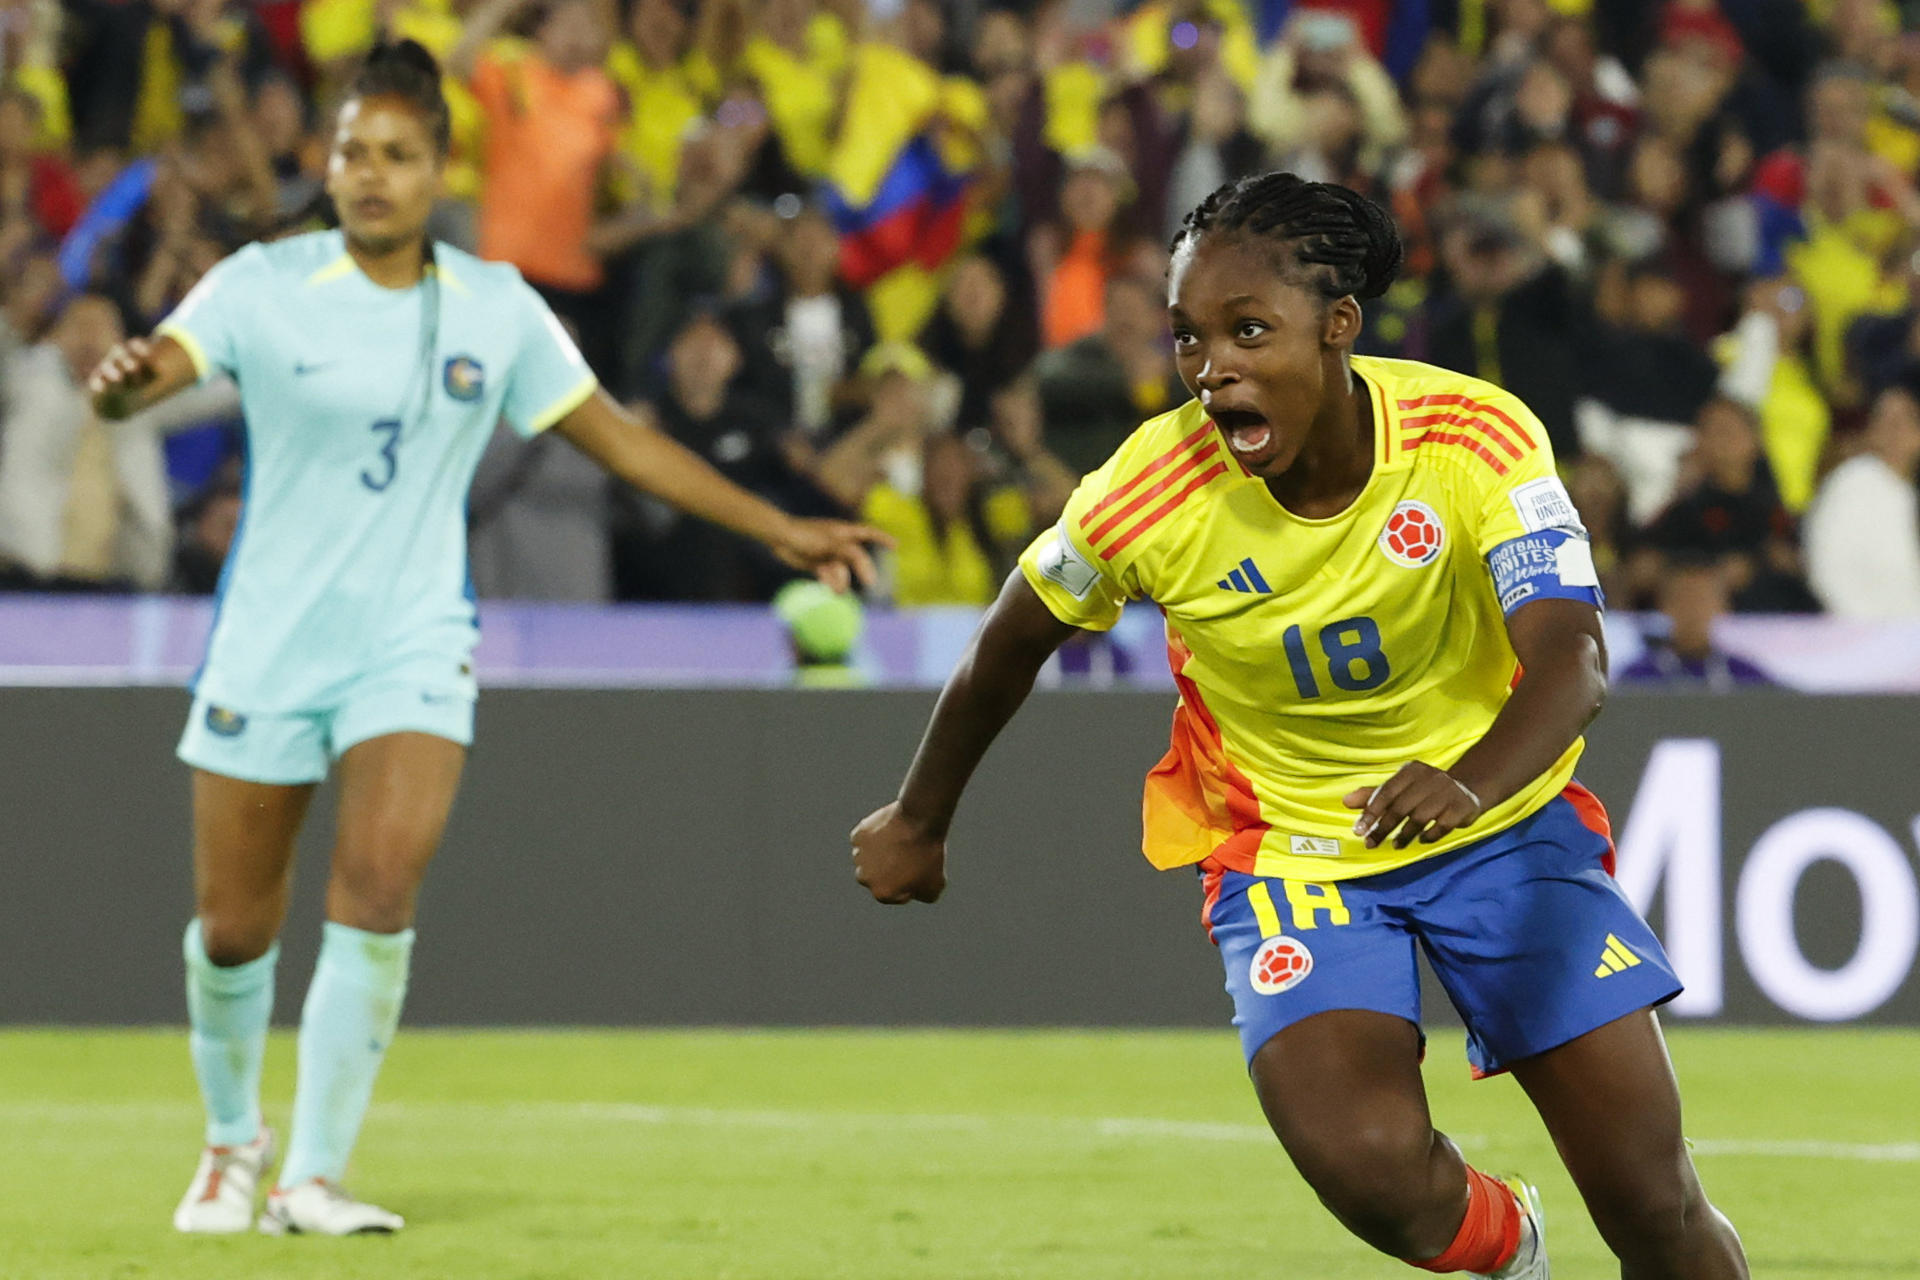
851,173,1749,1280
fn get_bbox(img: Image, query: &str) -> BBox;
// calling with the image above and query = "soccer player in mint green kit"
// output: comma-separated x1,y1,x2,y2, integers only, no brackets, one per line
89,40,881,1237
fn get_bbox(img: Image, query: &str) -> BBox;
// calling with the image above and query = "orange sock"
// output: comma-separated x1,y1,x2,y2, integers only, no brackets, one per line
1408,1166,1521,1273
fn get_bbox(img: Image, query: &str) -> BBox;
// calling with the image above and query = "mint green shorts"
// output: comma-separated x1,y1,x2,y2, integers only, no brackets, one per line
178,655,475,785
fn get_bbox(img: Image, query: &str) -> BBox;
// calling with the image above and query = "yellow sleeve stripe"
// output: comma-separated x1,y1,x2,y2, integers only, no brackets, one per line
1247,881,1282,939
303,255,356,287
155,323,210,381
428,260,472,296
527,373,598,435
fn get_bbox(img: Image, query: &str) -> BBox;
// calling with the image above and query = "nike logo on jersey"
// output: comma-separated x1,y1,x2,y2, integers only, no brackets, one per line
1593,933,1644,977
1215,558,1271,593
292,360,337,376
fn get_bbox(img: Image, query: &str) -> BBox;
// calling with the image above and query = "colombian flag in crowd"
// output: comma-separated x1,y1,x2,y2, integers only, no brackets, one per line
822,134,969,289
819,43,973,293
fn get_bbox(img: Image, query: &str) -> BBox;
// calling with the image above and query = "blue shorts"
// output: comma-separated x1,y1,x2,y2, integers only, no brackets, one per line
1200,787,1682,1077
177,651,476,785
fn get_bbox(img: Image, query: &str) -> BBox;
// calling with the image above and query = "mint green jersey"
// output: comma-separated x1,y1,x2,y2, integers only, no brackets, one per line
160,230,596,711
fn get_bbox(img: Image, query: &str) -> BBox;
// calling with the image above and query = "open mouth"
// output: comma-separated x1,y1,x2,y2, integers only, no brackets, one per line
1211,407,1273,456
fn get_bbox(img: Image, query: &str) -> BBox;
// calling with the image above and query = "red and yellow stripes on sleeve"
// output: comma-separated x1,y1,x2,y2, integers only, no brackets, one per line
1396,393,1537,477
1077,421,1229,560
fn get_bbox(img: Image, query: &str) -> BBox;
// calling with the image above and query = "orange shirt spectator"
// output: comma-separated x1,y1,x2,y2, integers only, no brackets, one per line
1042,229,1113,349
1034,149,1147,350
471,47,619,292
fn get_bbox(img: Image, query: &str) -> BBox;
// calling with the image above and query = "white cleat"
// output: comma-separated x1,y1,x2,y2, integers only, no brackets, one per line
258,1178,404,1235
173,1128,276,1234
1476,1176,1549,1279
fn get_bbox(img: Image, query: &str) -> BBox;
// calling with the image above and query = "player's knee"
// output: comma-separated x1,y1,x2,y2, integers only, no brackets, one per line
331,879,417,932
196,911,278,966
1586,1168,1705,1260
329,852,423,932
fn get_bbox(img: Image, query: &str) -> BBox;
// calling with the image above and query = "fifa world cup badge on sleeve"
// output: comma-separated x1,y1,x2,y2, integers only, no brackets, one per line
1250,935,1313,994
1037,528,1100,599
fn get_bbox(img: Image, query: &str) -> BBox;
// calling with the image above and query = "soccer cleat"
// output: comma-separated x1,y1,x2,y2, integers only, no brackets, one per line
258,1178,404,1236
173,1128,276,1233
1475,1176,1548,1279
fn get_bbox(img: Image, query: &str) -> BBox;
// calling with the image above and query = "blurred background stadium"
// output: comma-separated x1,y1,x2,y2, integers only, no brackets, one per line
1,0,1918,1274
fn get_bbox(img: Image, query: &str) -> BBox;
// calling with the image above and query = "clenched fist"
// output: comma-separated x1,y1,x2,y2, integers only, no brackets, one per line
850,803,947,904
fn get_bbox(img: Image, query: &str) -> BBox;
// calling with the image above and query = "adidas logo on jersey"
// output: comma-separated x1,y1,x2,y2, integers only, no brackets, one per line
1593,933,1644,977
1215,558,1271,593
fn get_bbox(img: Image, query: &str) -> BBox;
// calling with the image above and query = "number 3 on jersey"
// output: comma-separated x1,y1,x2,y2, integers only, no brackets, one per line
1282,616,1390,698
361,418,402,492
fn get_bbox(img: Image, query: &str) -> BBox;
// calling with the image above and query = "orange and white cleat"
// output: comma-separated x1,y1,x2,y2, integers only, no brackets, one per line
258,1177,404,1235
172,1128,276,1233
1475,1176,1549,1280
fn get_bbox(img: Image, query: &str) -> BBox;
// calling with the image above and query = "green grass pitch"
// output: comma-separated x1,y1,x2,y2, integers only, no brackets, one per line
1,1027,1914,1279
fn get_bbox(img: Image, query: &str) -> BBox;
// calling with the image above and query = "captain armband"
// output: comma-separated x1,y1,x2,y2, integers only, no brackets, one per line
1486,529,1605,616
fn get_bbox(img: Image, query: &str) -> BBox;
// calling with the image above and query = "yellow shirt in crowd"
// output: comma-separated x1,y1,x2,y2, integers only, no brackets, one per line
864,483,1031,607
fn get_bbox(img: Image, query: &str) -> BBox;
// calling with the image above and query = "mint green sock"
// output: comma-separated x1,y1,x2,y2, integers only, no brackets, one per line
183,918,277,1147
278,922,413,1187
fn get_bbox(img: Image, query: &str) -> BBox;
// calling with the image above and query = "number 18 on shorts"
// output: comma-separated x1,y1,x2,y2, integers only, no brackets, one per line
1200,790,1684,1076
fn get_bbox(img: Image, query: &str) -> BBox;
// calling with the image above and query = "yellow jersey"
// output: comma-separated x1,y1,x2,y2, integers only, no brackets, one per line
604,43,710,210
864,485,1033,607
1017,357,1593,881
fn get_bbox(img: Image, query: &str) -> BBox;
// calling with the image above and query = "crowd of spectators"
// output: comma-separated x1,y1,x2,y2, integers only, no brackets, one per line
2,0,1920,634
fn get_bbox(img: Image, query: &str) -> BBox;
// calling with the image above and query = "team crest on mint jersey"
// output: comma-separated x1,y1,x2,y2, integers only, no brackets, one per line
1249,935,1313,995
204,705,247,737
1379,500,1446,568
442,354,485,402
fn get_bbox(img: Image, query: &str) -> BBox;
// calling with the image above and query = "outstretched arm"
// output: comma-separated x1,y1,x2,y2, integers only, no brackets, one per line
1344,598,1607,850
447,0,529,83
554,389,885,590
88,334,202,420
851,572,1081,903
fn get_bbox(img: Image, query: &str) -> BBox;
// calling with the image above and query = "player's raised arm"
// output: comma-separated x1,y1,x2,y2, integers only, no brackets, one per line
553,388,887,591
851,573,1081,904
87,334,200,421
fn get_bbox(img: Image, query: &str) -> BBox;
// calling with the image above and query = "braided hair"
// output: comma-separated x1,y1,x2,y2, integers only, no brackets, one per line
347,38,451,156
1170,172,1403,304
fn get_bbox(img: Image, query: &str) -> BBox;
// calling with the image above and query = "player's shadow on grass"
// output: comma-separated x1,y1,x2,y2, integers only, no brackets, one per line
388,1188,684,1237
379,1190,527,1227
